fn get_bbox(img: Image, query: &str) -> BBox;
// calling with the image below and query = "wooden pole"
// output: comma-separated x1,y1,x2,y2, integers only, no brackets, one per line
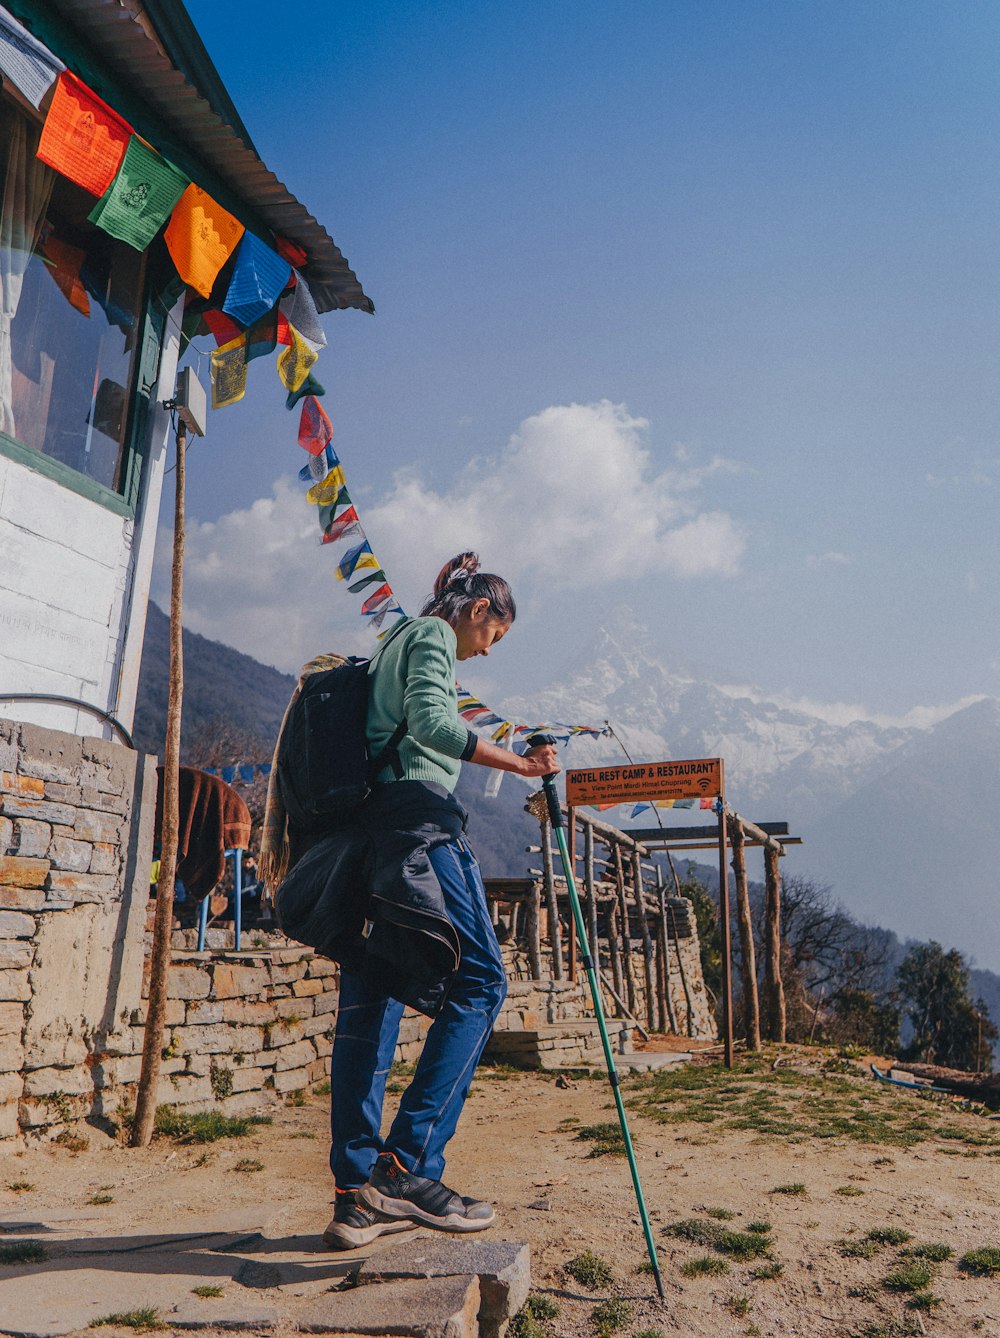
567,806,577,982
667,897,695,1037
613,844,638,1016
729,815,761,1051
631,850,657,1031
657,886,678,1033
604,840,625,1016
132,419,187,1146
718,795,734,1068
541,819,563,980
763,844,787,1043
584,822,599,960
526,883,542,981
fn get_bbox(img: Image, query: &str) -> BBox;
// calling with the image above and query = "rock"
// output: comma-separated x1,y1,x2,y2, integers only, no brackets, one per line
297,1274,480,1338
236,1258,284,1289
361,1239,529,1338
528,1199,550,1211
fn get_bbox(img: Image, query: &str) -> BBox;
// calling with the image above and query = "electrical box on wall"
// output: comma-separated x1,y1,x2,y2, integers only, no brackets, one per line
172,367,206,437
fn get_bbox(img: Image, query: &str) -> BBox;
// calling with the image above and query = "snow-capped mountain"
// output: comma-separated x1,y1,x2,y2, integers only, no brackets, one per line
501,609,1000,971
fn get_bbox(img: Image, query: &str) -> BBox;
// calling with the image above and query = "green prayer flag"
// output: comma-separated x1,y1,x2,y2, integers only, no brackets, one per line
88,136,189,252
348,570,387,593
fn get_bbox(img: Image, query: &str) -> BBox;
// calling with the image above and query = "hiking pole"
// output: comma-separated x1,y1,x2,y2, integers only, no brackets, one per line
527,735,665,1300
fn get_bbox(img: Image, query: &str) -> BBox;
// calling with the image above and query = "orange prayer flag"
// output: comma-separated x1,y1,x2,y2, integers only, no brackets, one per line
36,71,131,197
164,183,245,299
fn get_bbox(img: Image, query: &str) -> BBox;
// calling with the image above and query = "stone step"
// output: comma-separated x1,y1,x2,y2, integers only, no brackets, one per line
296,1274,480,1337
484,1018,633,1070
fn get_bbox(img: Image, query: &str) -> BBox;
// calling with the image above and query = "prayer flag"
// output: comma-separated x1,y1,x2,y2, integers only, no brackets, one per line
274,235,308,267
221,766,237,784
277,323,317,394
88,136,188,251
164,183,244,299
347,568,386,593
298,395,333,455
245,308,280,363
0,4,63,107
336,540,375,581
202,309,243,346
37,71,131,196
315,484,352,531
371,605,403,631
305,465,346,506
280,273,326,349
222,231,290,327
285,371,324,409
321,512,360,545
299,445,339,485
210,334,247,409
361,583,393,615
238,765,256,784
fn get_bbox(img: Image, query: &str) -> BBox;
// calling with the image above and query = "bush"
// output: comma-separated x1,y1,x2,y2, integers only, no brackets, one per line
680,1256,728,1277
883,1263,934,1293
959,1246,1000,1277
153,1106,271,1144
591,1298,633,1337
565,1250,614,1290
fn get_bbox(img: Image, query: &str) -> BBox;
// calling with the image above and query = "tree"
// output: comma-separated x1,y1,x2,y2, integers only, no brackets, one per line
897,941,997,1072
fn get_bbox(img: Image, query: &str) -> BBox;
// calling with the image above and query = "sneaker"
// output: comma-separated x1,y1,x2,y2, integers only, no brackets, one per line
322,1188,417,1250
358,1151,495,1233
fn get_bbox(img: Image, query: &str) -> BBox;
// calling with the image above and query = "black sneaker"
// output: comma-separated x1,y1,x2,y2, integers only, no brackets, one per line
322,1188,417,1250
358,1152,495,1232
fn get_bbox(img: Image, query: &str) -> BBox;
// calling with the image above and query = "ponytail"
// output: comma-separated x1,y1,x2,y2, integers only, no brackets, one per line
420,551,516,625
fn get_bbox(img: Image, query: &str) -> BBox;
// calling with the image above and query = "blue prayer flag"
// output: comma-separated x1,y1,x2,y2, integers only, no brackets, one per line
223,232,290,327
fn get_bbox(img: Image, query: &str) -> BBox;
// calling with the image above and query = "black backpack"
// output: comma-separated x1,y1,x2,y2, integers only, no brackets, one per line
277,626,408,833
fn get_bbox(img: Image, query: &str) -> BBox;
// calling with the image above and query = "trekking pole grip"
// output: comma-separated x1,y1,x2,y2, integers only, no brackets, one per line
526,732,563,829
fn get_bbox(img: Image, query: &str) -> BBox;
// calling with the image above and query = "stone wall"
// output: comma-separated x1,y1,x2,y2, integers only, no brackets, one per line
0,717,156,1138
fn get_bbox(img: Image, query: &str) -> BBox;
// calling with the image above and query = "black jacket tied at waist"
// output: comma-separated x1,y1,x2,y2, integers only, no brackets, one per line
274,781,467,1017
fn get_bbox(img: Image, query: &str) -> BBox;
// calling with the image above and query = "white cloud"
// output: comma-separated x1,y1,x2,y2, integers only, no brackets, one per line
153,401,746,673
715,680,989,731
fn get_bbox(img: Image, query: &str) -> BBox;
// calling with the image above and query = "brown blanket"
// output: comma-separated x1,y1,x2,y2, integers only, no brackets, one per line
154,766,252,899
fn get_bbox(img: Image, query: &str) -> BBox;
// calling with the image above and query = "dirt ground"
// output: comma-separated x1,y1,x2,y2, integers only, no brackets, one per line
1,1050,999,1338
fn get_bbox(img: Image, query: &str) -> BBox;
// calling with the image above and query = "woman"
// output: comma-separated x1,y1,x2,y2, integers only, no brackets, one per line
324,552,560,1250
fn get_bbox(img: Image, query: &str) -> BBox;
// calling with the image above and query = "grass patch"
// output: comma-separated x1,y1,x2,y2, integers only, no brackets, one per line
746,1220,771,1234
665,1218,725,1246
715,1230,771,1261
704,1206,736,1220
0,1241,46,1265
907,1290,942,1312
153,1106,271,1144
6,1181,34,1192
883,1263,934,1293
509,1293,560,1338
313,1079,331,1095
89,1309,163,1331
840,1238,877,1259
192,1285,224,1299
88,1193,114,1205
576,1122,627,1158
680,1255,728,1277
232,1158,264,1173
866,1226,913,1246
631,1330,665,1338
564,1249,613,1290
855,1321,924,1338
959,1245,1000,1277
771,1182,806,1196
836,1184,865,1196
591,1297,633,1337
905,1242,952,1263
725,1294,752,1317
749,1260,783,1280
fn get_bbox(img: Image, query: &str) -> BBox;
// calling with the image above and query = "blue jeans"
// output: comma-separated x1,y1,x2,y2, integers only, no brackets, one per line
329,836,507,1187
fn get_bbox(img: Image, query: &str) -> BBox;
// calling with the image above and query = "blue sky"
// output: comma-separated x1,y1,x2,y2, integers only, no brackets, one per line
162,0,1000,722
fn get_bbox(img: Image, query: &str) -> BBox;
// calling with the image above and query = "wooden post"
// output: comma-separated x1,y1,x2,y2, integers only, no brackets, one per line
718,797,734,1068
631,850,657,1031
763,844,787,1043
526,883,542,981
567,806,577,982
541,819,563,980
613,843,637,1016
584,822,599,959
658,885,678,1033
132,420,187,1146
604,841,625,1016
666,897,695,1037
729,814,761,1052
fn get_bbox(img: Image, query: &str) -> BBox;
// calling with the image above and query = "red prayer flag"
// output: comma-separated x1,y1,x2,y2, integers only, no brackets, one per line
320,507,359,544
202,309,243,346
37,71,131,197
277,312,292,346
274,235,308,267
361,583,393,615
298,395,333,455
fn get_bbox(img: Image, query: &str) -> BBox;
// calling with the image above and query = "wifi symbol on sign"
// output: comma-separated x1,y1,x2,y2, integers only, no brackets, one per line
697,777,713,792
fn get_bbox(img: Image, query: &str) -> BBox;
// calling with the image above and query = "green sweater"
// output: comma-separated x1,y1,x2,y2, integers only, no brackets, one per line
366,616,477,792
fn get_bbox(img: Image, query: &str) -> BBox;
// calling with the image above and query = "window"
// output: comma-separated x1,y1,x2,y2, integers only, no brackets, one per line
0,89,146,495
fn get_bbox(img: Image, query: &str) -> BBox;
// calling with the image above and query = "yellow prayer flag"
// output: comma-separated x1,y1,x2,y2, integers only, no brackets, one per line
305,465,346,506
352,553,381,573
165,183,245,299
210,335,247,409
277,323,317,394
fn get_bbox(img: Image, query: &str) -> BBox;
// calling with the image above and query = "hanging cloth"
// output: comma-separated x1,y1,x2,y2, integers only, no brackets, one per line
0,115,55,438
36,71,131,197
164,182,244,299
0,4,63,107
210,333,247,408
88,136,188,251
222,231,290,327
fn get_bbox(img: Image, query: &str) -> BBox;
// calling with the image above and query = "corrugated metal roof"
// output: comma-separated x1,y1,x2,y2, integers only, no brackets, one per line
12,0,373,314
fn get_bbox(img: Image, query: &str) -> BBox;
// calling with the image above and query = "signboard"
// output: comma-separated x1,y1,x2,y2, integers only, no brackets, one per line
565,757,724,808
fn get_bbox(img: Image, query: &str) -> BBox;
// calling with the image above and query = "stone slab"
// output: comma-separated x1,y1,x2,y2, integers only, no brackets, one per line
362,1239,529,1338
296,1274,480,1338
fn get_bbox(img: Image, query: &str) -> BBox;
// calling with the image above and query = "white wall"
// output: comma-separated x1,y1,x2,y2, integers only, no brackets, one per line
0,297,183,742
